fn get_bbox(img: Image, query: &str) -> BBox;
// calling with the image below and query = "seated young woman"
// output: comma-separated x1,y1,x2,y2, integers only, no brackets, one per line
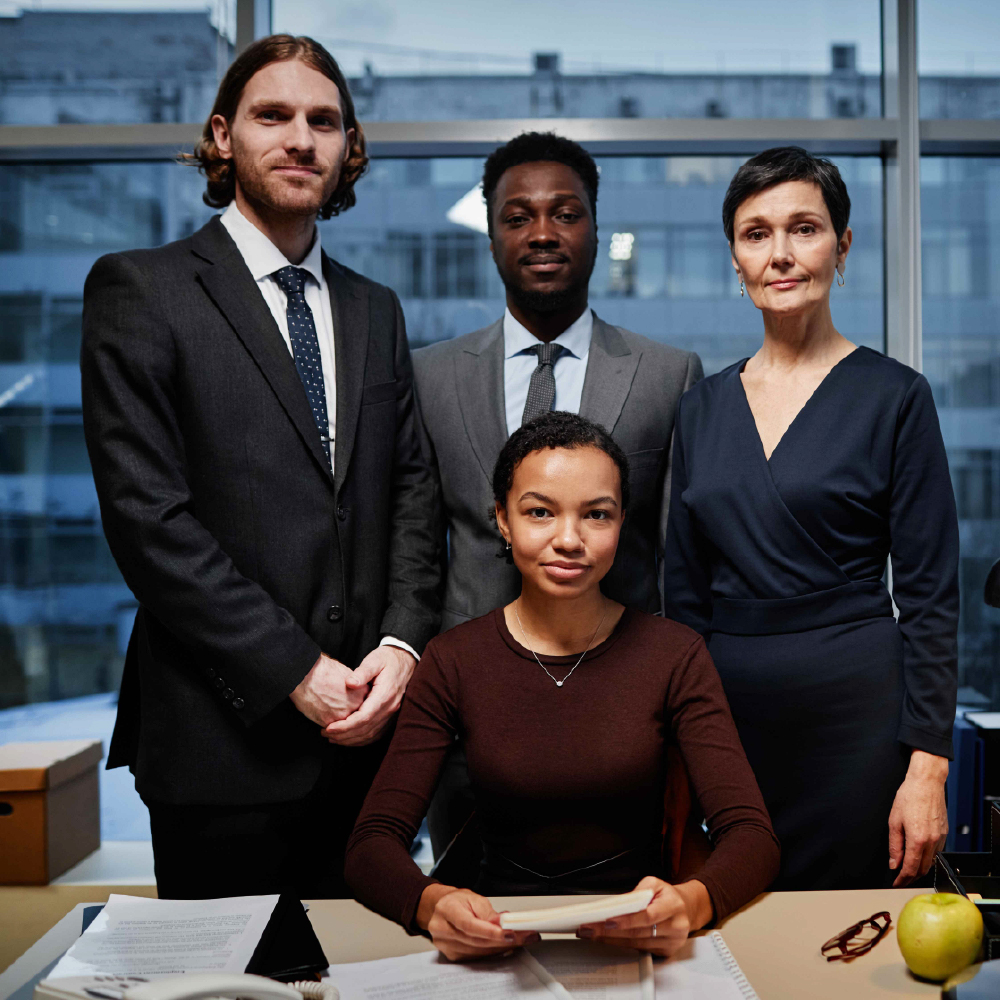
344,411,779,961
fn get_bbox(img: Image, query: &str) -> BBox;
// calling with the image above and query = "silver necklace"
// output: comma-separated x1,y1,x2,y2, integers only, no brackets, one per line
513,599,609,688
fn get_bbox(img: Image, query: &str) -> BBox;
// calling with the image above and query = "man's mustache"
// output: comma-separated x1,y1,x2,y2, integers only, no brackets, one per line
518,252,569,265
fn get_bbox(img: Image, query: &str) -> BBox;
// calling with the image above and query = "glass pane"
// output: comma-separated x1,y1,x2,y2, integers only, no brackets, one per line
322,154,883,375
0,160,214,713
0,1,235,125
918,1,1000,118
922,157,1000,708
273,0,883,120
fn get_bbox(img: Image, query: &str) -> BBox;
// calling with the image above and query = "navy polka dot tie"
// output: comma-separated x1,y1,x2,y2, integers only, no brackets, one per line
273,266,331,469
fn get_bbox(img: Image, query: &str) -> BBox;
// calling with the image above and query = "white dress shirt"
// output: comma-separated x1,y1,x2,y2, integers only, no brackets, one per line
220,201,337,446
220,203,416,662
503,306,593,436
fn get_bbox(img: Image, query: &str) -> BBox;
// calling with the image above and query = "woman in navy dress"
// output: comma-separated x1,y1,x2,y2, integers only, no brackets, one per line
663,147,959,890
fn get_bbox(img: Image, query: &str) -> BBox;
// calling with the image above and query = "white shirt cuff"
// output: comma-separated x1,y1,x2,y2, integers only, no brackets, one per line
379,635,420,661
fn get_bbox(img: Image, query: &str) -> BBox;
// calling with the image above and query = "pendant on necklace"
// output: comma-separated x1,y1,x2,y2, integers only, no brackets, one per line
556,680,564,687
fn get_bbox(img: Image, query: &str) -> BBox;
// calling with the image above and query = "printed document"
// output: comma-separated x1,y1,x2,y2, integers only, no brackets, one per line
324,950,552,1000
48,894,279,979
524,940,651,999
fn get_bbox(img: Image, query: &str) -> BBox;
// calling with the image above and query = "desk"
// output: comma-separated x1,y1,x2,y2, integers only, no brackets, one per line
1,885,944,999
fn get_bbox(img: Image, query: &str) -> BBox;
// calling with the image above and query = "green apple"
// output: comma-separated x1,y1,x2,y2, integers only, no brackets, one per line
897,893,984,981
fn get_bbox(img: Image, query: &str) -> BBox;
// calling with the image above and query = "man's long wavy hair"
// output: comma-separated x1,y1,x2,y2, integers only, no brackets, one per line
179,35,368,219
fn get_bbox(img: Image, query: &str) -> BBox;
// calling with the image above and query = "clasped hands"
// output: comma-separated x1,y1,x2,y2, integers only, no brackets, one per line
417,876,713,962
290,645,416,746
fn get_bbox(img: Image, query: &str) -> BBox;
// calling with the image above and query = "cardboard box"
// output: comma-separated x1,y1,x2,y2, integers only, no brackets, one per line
0,739,103,884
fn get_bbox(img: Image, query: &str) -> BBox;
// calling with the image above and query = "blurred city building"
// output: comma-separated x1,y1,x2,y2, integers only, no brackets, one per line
0,10,997,710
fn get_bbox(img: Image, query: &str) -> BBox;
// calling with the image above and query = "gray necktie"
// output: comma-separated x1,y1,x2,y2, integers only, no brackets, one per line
521,342,566,426
273,265,331,469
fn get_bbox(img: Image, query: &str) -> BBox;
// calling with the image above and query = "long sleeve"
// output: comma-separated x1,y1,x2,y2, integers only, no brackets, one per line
81,253,320,726
658,351,704,612
888,374,959,759
345,640,458,932
377,290,442,654
662,396,715,635
666,633,780,920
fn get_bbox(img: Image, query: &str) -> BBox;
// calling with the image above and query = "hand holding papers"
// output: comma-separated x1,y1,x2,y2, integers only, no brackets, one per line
499,890,655,933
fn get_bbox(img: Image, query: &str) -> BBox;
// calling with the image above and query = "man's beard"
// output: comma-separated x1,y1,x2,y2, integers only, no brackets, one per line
503,280,585,315
231,145,336,218
497,245,597,315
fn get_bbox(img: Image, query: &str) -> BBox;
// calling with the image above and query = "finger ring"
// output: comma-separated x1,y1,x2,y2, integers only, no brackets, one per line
652,924,657,938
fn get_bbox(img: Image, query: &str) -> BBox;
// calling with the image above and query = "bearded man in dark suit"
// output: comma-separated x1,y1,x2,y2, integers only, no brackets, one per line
81,35,439,898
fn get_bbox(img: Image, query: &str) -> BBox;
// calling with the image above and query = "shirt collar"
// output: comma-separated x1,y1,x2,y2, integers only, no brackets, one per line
220,201,324,286
503,306,594,360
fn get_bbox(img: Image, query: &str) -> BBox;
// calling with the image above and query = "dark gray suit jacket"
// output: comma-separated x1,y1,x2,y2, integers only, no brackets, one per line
81,216,440,805
413,314,702,630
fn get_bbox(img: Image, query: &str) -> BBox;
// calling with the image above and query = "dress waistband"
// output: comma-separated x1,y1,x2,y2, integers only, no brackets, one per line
710,580,894,636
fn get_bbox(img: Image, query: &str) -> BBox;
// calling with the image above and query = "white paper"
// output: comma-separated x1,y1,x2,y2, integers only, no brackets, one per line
499,891,654,933
48,894,279,980
523,941,651,1000
323,949,553,1000
652,933,757,1000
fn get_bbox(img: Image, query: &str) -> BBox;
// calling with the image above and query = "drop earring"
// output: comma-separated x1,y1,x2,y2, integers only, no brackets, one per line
739,277,744,297
837,269,845,287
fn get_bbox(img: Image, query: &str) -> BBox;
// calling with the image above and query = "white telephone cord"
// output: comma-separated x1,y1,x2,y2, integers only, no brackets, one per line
288,982,339,1000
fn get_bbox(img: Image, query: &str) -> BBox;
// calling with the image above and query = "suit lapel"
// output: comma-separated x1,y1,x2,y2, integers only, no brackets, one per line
579,314,640,434
326,255,370,494
455,319,507,481
192,218,333,483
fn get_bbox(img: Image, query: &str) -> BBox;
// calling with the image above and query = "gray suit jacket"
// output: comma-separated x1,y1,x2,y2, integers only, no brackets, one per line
413,313,702,631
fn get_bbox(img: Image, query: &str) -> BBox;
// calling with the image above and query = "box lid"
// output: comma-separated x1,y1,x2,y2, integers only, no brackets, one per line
0,739,103,791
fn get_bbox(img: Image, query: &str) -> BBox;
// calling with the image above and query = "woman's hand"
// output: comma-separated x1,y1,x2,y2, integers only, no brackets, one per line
575,876,713,957
417,885,540,961
888,749,949,887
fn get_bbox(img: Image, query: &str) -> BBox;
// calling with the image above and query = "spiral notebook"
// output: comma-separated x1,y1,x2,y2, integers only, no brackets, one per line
652,932,758,999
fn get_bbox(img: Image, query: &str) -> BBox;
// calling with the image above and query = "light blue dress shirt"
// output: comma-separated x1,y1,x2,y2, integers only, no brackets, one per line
503,307,593,436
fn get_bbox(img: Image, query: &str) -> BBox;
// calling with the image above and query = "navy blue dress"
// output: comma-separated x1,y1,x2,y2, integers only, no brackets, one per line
663,346,959,889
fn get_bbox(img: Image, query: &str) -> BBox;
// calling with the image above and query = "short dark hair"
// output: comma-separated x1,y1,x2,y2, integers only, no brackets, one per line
179,35,368,220
722,146,851,244
482,131,599,238
491,411,630,561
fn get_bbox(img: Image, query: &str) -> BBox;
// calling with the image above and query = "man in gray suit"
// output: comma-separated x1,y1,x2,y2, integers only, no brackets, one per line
413,132,703,855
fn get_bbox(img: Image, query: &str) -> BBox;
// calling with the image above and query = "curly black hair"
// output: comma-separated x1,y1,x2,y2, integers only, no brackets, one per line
482,131,599,239
722,146,851,244
491,411,629,562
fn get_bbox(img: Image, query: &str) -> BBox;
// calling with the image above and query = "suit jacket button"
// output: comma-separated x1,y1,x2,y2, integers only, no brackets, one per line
232,697,245,710
222,688,234,701
327,605,343,622
213,676,225,690
336,506,347,521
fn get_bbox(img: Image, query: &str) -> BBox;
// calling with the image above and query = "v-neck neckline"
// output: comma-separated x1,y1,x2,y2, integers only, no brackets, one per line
736,346,863,466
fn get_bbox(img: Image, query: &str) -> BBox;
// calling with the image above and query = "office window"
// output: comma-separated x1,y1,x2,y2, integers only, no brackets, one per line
918,1,1000,119
0,160,215,710
922,157,1000,707
273,0,883,120
0,2,236,125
